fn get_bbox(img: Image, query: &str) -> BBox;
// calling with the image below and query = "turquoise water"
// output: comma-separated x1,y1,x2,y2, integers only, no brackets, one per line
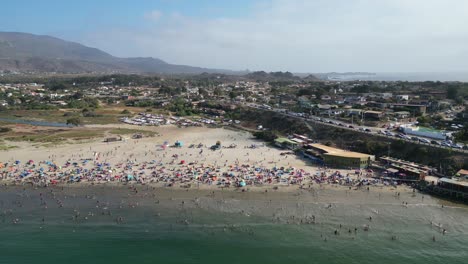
0,186,467,264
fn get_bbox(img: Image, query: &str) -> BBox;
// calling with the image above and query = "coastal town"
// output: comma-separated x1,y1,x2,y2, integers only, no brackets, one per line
3,2,468,263
0,73,467,202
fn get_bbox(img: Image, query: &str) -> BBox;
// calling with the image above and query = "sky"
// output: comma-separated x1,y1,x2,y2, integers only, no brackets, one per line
2,0,468,73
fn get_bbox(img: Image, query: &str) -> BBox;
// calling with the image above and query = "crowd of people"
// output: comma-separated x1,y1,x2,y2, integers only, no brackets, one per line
0,143,384,189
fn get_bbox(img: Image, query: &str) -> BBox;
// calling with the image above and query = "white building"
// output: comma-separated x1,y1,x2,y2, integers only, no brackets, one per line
400,125,449,140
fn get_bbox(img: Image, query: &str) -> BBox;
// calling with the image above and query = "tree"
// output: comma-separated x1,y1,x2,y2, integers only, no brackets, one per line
0,127,12,133
213,87,224,96
297,88,314,96
455,96,464,105
72,91,84,100
198,88,209,97
49,82,68,91
229,91,237,100
447,86,458,100
253,131,278,142
66,117,83,126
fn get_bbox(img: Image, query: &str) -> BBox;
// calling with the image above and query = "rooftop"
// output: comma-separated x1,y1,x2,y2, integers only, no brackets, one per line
275,137,297,145
439,177,468,187
309,143,372,159
380,156,434,173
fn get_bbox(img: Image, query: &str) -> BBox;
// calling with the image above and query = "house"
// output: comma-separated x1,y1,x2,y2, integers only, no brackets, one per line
380,156,435,181
307,143,374,169
346,109,363,116
456,169,468,179
364,110,384,120
435,178,468,201
366,101,388,109
392,111,411,119
390,104,427,115
317,104,332,110
274,138,298,150
396,95,409,101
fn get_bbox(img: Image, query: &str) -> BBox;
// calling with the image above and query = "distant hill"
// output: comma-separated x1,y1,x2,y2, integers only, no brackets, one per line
0,32,234,74
245,71,304,81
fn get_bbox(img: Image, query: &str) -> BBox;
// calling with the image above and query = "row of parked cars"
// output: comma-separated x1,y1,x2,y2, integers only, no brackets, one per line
312,117,373,132
282,111,467,151
377,130,467,149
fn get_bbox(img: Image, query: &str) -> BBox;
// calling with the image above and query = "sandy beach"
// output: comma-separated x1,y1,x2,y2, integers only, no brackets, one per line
1,125,396,193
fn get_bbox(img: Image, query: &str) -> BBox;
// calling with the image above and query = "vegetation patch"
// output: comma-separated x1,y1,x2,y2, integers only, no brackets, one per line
3,129,105,144
108,128,158,137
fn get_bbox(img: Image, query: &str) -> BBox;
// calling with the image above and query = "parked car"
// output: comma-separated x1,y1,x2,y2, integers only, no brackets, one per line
419,138,431,144
441,141,452,147
452,144,463,149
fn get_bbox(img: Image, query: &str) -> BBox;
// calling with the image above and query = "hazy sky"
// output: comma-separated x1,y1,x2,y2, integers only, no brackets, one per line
3,0,468,72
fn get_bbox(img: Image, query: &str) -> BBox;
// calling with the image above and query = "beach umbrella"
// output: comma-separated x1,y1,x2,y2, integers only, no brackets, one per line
15,160,20,164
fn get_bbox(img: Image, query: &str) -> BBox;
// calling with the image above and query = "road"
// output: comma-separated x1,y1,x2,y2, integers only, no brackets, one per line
246,104,468,154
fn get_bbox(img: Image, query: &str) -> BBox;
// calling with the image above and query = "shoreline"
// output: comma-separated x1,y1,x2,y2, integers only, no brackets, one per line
0,124,460,206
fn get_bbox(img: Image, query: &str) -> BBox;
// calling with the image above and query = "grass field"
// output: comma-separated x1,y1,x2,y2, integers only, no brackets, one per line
108,128,158,137
0,105,152,125
0,126,158,148
3,129,106,143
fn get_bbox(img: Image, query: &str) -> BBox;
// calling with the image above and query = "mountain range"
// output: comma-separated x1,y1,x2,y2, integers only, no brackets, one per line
0,32,234,74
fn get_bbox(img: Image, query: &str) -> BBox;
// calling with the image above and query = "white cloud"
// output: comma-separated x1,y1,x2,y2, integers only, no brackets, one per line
144,10,163,22
82,0,468,72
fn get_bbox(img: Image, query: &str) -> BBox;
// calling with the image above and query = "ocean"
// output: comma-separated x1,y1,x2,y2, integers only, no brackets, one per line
325,72,468,82
0,185,467,264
